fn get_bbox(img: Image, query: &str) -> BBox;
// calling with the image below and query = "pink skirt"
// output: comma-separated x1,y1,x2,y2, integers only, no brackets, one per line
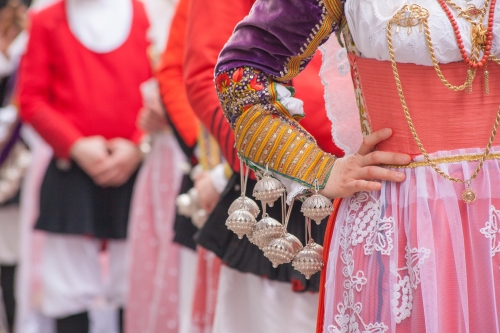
323,146,500,333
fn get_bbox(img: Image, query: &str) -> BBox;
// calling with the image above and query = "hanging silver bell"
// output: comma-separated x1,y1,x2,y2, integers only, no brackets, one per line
307,241,324,256
228,196,260,218
226,208,257,239
262,233,303,268
176,189,198,218
301,193,333,225
252,174,285,207
248,215,284,249
292,241,324,279
191,209,208,229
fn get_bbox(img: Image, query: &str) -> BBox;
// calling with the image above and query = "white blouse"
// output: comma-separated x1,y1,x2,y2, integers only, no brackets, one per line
66,0,133,53
345,0,500,65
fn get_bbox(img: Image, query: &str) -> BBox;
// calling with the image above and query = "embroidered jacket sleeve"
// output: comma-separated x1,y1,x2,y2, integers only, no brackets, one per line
157,0,199,149
18,13,84,159
215,0,344,188
183,0,255,173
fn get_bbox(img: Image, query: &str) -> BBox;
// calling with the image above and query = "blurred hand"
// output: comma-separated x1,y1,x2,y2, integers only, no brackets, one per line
137,106,168,133
194,171,220,214
0,2,27,55
70,136,110,179
320,128,411,199
89,138,142,187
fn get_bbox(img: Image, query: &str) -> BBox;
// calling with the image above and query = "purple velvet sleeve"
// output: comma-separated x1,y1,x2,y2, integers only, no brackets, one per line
216,0,340,80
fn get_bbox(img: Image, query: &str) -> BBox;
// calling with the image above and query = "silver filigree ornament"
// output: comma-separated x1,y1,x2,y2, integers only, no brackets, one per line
301,193,333,225
176,187,199,218
228,196,260,218
292,241,324,279
0,143,31,204
191,209,208,229
262,233,303,268
226,207,257,239
248,215,284,249
176,187,209,228
252,174,285,207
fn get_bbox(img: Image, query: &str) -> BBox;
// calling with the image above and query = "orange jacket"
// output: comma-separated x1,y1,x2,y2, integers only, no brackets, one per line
157,0,199,149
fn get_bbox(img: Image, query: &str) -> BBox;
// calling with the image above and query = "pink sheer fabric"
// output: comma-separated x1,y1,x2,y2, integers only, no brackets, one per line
15,128,53,333
323,146,500,333
189,247,221,333
125,132,184,333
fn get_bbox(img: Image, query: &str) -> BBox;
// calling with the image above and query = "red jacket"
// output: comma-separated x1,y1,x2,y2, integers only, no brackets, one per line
18,1,151,158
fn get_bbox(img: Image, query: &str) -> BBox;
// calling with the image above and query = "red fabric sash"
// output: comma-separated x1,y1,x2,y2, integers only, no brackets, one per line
350,54,500,157
316,198,343,333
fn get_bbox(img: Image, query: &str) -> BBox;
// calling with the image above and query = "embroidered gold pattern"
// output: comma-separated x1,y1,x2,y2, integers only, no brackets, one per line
236,106,336,188
277,0,339,82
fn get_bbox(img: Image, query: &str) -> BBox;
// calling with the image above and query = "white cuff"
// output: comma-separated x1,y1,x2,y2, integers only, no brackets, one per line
275,175,309,204
0,105,18,143
210,164,229,194
276,84,304,118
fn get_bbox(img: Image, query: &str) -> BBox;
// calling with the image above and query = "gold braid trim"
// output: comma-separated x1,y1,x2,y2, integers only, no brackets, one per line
277,1,338,82
324,0,347,35
384,153,500,169
235,105,336,188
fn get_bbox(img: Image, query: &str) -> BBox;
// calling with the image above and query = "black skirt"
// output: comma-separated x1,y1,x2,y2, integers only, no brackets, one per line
196,173,328,293
35,159,138,239
172,174,198,250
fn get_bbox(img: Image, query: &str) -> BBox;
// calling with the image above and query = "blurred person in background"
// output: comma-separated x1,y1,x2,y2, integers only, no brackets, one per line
152,0,223,331
17,0,151,332
124,0,198,332
0,1,30,332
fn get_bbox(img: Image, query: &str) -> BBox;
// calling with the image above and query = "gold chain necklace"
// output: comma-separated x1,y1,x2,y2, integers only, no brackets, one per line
438,0,496,93
445,0,488,21
387,4,500,204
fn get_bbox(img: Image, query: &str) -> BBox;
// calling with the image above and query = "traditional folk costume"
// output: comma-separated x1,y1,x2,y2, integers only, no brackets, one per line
17,0,151,331
216,0,500,332
0,29,29,333
124,0,196,332
184,1,347,332
155,1,222,332
0,2,36,331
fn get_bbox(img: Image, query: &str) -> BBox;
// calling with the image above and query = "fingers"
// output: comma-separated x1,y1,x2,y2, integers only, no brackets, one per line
91,159,120,186
347,180,383,193
357,128,393,155
356,165,406,183
360,151,411,167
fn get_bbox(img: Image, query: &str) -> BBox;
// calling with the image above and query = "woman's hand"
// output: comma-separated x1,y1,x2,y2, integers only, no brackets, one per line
320,128,411,199
137,106,168,133
194,171,220,214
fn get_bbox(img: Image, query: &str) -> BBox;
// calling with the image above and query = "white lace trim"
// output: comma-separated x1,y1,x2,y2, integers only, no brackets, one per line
480,205,500,257
328,192,430,333
319,37,362,156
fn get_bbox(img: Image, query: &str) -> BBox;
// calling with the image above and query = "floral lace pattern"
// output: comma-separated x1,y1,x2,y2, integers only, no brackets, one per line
390,246,430,323
480,205,500,257
328,192,430,333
